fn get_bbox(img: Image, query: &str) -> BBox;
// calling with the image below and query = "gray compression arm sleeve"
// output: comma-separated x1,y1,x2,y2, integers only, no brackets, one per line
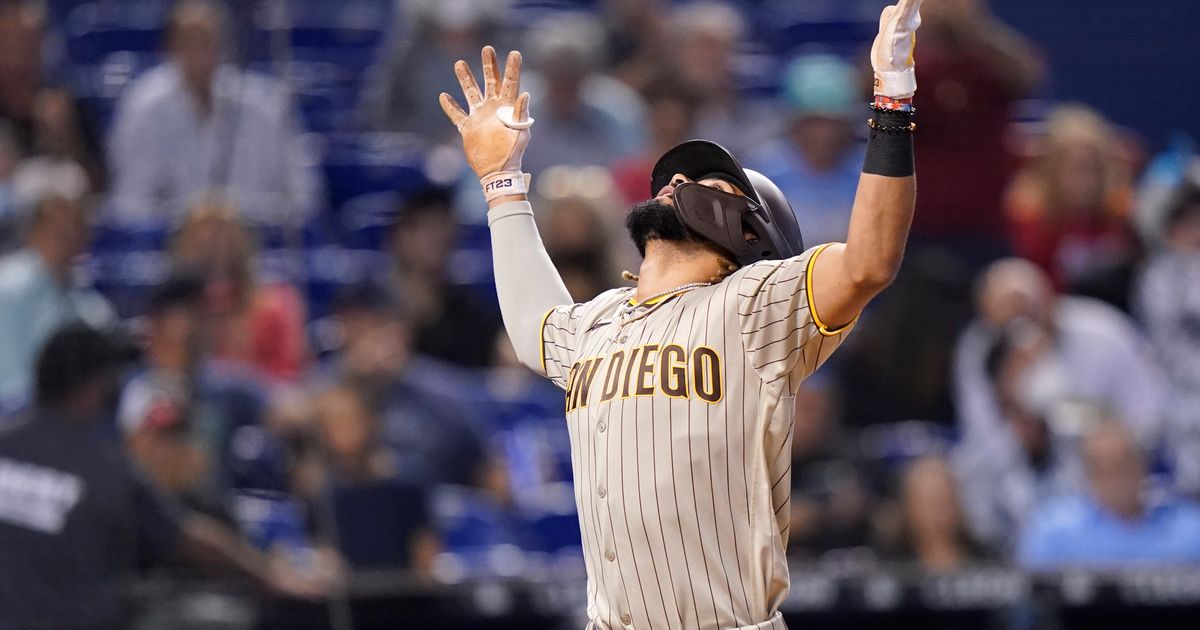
487,200,573,374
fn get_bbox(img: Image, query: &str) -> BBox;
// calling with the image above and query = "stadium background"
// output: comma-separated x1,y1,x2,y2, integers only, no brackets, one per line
1,0,1199,628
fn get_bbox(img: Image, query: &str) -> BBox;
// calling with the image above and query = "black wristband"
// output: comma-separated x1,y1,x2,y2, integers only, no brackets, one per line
863,108,915,178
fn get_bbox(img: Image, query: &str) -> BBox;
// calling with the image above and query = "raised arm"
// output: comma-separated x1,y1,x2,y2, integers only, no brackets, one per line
439,47,572,374
810,0,922,329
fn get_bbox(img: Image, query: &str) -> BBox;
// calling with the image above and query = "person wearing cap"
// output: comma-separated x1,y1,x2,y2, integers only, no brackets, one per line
324,282,488,489
0,324,330,629
117,273,213,508
387,187,502,369
747,54,866,248
440,1,924,626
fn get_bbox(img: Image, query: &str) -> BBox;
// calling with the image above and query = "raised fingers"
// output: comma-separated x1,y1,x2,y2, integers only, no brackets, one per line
454,59,483,108
501,50,522,101
481,46,501,99
879,4,897,32
439,92,468,130
514,91,531,123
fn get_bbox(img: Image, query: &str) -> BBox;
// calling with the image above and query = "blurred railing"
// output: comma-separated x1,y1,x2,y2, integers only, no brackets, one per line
130,566,1200,630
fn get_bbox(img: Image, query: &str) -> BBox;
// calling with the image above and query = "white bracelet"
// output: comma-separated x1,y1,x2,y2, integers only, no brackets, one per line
481,171,528,202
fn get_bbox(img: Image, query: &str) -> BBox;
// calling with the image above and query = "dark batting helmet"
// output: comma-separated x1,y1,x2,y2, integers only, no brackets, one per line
651,139,804,266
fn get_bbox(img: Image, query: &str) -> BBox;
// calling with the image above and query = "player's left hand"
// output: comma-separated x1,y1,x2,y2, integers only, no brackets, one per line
871,0,924,99
439,46,533,180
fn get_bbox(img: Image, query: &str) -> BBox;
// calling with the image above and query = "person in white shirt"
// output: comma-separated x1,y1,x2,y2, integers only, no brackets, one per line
952,258,1165,550
107,0,318,229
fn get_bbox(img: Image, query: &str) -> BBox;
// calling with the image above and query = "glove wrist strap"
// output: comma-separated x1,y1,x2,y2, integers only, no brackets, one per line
481,170,528,202
874,69,917,100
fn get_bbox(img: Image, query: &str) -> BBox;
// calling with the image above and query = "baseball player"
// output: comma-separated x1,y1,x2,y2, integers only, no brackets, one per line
438,1,923,628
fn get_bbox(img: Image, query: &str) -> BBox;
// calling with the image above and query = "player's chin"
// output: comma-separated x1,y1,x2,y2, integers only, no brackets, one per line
625,198,690,256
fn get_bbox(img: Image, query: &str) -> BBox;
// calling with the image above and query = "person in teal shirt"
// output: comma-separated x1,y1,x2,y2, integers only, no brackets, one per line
0,194,113,413
747,54,866,248
1017,419,1200,568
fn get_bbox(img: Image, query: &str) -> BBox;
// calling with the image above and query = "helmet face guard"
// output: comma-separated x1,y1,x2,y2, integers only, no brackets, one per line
671,183,782,266
652,139,805,266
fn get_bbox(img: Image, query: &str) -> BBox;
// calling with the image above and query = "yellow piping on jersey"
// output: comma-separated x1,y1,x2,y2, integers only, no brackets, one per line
538,307,556,374
806,243,858,337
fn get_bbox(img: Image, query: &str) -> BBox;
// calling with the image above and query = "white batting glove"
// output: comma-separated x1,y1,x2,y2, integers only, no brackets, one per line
440,46,535,201
871,0,924,99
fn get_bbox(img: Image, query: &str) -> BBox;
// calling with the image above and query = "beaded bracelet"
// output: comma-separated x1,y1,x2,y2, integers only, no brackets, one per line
867,118,917,133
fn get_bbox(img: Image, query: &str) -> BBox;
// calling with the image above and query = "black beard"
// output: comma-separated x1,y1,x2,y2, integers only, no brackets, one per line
624,199,700,257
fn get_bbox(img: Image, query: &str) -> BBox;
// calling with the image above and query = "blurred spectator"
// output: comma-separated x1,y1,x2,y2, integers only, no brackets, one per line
0,193,114,413
1132,133,1198,247
363,0,509,136
120,270,293,509
387,188,500,368
0,1,47,152
836,249,973,427
1136,181,1200,494
25,86,107,193
311,383,439,575
957,259,1163,448
0,0,106,197
108,0,318,228
954,259,1164,549
0,324,325,628
171,198,308,382
328,283,487,488
519,13,647,176
911,0,1044,263
747,54,865,247
534,166,628,301
1006,104,1138,306
600,0,669,94
787,378,877,562
610,76,700,206
885,456,991,572
667,1,777,156
1017,420,1200,568
0,123,19,250
118,274,212,508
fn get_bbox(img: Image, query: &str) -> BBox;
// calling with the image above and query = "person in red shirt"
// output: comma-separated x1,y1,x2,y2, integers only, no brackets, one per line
911,0,1044,265
1004,104,1137,294
170,199,309,381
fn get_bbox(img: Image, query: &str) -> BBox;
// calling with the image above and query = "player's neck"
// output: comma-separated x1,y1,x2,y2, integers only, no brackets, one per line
635,240,723,301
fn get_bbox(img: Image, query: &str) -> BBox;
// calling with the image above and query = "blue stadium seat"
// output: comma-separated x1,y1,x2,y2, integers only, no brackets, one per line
87,218,172,318
64,1,169,62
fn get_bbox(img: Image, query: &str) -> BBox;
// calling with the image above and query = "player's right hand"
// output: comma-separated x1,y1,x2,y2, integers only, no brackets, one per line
871,0,924,99
439,46,533,179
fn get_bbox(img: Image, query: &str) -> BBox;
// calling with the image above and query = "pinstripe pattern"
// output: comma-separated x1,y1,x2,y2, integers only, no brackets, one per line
540,246,854,630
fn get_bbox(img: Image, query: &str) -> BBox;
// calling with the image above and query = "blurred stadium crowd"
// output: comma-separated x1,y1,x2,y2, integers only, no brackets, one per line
1,0,1200,627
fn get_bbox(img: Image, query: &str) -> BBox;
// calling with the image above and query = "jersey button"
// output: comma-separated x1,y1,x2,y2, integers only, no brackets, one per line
621,613,632,625
597,486,606,498
606,550,616,562
620,335,629,343
598,421,606,432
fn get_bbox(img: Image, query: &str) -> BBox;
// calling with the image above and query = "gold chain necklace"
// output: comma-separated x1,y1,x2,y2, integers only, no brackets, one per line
612,281,711,340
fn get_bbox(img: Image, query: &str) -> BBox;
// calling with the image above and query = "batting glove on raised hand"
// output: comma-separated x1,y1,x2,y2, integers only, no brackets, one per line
871,0,924,99
440,46,534,201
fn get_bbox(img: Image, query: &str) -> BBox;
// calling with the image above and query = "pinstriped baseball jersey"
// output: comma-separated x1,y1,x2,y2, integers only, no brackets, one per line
539,243,855,630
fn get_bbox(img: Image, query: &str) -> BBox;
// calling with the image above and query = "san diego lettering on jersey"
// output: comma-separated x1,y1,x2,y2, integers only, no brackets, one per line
563,343,724,413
